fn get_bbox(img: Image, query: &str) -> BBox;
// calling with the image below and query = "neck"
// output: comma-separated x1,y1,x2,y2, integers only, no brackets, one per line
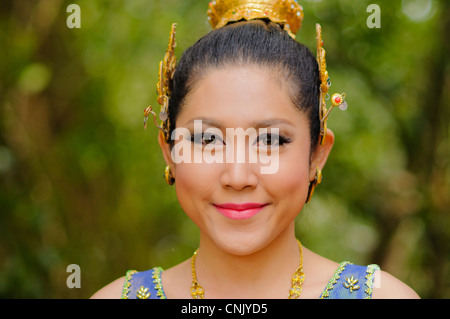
193,225,301,298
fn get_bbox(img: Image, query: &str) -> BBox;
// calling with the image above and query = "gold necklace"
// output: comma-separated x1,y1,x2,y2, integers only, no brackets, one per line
190,239,305,299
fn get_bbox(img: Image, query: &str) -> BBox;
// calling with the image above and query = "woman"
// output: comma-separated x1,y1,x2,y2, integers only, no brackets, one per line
92,0,419,299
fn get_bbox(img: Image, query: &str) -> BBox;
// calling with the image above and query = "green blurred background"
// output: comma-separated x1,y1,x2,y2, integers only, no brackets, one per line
0,0,448,299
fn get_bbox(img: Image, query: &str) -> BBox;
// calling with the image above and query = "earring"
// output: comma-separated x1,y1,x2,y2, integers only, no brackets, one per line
165,165,175,185
305,167,322,203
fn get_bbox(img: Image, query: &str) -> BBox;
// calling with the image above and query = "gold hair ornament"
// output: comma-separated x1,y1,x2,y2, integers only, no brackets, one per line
316,23,347,146
207,0,304,38
144,23,178,142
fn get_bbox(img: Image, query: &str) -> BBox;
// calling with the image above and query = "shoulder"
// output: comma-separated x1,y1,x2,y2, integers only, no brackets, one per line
90,276,126,299
372,269,420,299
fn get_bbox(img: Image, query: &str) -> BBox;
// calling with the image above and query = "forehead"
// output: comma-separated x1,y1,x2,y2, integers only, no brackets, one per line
177,66,307,128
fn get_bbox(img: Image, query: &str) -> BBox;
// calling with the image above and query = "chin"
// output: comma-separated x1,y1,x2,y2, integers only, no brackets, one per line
206,228,273,257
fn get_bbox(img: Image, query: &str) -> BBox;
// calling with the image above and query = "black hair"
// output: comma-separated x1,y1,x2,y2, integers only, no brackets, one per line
168,19,320,151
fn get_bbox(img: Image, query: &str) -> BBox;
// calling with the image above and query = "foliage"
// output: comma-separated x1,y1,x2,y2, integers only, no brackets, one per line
0,0,448,298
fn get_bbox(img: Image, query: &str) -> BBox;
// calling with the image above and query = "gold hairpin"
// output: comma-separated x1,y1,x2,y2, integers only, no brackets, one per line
144,23,178,142
316,23,347,146
207,0,304,39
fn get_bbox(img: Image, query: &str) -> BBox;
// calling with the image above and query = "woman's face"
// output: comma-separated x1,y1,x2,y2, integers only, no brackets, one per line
160,66,332,255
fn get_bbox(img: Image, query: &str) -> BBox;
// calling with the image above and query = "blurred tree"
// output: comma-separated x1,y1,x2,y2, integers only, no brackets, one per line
0,0,448,298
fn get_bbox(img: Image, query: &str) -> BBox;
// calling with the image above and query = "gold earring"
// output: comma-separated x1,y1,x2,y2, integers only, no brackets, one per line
305,167,322,203
165,165,175,185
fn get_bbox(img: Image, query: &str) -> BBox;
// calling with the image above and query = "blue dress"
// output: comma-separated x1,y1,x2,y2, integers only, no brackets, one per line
121,261,380,299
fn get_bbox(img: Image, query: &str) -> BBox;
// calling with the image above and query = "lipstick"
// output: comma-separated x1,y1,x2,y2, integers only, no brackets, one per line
213,202,268,220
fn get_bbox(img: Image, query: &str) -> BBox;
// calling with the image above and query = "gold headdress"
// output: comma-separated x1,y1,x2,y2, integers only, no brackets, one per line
144,1,347,147
316,23,347,146
207,0,304,38
144,23,177,142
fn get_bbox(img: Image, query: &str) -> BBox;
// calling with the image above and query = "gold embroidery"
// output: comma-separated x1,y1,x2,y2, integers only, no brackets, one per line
364,264,380,299
121,270,137,299
152,267,167,299
343,276,360,292
136,286,151,299
319,261,351,299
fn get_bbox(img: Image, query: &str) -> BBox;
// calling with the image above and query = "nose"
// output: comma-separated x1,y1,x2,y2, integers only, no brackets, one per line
220,161,258,191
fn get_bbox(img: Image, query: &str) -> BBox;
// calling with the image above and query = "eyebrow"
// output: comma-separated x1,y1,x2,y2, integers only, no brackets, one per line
185,117,296,129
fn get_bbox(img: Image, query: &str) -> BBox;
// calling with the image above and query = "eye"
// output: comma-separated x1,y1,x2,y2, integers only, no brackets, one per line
203,133,218,145
258,134,276,147
255,134,291,148
190,133,224,146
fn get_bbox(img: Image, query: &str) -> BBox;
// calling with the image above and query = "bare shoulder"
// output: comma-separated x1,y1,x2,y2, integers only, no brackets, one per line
372,269,420,299
90,276,126,299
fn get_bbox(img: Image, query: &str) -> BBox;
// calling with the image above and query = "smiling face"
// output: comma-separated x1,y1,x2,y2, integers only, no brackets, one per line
159,66,333,255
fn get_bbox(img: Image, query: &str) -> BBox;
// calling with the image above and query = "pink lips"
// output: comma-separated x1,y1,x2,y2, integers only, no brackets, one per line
213,202,268,220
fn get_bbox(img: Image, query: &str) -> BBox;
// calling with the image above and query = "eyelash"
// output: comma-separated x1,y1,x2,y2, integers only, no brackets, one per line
189,133,292,147
190,133,222,145
256,134,292,147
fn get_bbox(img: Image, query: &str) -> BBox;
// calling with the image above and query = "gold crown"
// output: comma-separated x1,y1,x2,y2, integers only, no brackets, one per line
207,0,304,38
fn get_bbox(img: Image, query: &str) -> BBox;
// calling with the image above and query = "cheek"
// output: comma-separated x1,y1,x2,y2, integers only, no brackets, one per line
266,150,311,205
175,163,203,194
173,162,217,212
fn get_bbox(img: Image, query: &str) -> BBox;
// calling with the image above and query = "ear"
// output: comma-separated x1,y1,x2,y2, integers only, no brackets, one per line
309,129,334,181
158,131,175,177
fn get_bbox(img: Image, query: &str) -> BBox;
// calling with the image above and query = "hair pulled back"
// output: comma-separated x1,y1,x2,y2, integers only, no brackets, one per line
168,19,320,151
